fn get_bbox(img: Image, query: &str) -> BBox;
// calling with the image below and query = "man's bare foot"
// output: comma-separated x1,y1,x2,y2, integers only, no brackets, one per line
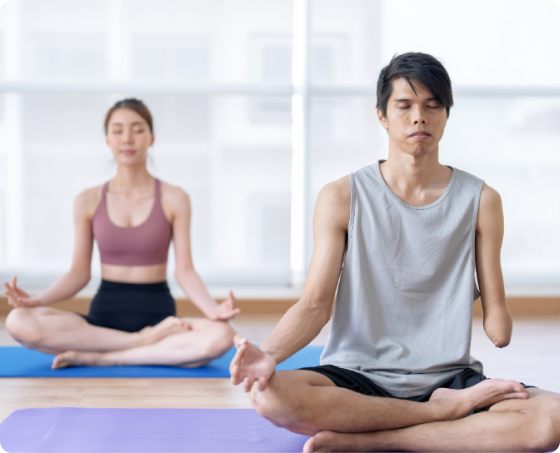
52,351,107,369
429,378,529,419
137,316,189,346
304,431,377,453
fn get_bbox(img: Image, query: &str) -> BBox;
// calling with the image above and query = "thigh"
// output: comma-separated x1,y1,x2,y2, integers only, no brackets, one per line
180,316,210,330
179,316,234,333
16,306,88,326
7,306,91,353
489,387,560,413
260,369,338,398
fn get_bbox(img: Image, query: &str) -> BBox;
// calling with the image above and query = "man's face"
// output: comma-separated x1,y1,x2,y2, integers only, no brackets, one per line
377,77,448,158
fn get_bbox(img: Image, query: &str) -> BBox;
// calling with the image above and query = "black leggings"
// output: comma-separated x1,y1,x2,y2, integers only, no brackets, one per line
82,280,176,333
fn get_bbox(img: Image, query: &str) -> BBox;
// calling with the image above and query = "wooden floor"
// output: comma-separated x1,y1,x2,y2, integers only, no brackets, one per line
0,314,558,424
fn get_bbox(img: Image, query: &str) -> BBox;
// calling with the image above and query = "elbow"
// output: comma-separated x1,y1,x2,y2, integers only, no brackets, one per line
298,297,332,325
174,266,191,280
174,266,197,284
71,268,91,286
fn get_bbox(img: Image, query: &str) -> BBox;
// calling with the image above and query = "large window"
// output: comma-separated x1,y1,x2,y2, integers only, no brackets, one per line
0,0,559,293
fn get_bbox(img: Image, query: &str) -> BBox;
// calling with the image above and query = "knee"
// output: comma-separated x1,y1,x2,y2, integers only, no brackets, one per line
249,379,277,418
250,375,308,425
204,321,235,358
525,400,560,451
6,307,42,344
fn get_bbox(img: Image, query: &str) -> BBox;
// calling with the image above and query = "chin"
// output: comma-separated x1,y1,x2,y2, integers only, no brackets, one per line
118,158,145,167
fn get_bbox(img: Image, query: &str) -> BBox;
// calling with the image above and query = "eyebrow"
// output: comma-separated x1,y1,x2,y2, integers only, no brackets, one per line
110,121,146,126
393,97,439,103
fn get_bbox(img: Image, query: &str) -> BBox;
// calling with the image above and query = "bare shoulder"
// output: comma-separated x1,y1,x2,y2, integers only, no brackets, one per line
74,184,103,220
315,175,351,230
479,183,502,208
318,175,350,206
160,181,191,215
478,183,503,216
477,183,503,232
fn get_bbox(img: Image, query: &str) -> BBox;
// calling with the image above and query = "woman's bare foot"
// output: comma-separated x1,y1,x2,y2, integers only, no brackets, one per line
137,316,189,346
429,378,529,419
52,351,106,369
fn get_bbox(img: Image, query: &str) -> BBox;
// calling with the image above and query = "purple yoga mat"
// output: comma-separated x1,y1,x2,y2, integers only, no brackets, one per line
0,407,309,453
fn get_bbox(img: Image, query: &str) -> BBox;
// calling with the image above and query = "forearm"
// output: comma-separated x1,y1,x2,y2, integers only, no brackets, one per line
37,268,91,306
175,268,218,318
260,298,331,364
482,303,512,347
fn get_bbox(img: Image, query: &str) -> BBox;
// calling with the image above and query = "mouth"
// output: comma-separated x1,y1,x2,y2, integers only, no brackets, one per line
409,132,431,140
120,150,136,155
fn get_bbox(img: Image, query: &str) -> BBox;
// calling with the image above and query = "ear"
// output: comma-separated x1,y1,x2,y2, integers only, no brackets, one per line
377,107,388,130
150,133,155,147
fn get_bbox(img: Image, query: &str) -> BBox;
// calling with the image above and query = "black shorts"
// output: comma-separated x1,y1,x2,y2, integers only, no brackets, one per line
300,365,533,414
81,280,176,333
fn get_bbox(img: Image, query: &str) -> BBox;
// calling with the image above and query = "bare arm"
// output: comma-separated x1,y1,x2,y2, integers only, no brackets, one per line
260,177,350,363
4,188,96,307
230,176,350,390
475,184,512,347
167,186,239,320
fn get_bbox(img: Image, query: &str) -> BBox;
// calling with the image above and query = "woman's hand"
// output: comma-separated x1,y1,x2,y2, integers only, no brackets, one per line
210,290,241,321
4,276,43,308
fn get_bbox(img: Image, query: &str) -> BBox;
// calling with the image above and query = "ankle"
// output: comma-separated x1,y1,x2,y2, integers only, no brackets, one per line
131,331,148,348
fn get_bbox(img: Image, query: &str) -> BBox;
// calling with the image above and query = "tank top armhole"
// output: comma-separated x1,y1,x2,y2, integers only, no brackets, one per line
470,179,485,267
347,173,357,246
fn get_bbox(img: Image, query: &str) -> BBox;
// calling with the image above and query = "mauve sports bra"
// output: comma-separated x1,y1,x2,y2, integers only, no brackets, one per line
92,179,172,266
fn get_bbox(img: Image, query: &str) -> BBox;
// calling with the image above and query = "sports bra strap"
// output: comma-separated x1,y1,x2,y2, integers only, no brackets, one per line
155,179,161,199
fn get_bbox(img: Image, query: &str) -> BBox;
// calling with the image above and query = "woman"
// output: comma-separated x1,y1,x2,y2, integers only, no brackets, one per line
4,98,239,369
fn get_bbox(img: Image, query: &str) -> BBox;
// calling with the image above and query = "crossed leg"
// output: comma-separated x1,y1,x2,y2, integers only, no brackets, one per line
5,307,235,368
52,317,235,369
249,370,560,452
306,388,560,452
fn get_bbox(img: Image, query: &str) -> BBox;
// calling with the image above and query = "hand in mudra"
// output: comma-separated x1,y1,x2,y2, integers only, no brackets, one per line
211,290,241,321
4,276,43,308
230,335,276,392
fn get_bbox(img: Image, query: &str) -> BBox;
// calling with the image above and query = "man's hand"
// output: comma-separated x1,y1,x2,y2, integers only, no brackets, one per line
4,276,43,308
210,290,241,321
230,335,276,392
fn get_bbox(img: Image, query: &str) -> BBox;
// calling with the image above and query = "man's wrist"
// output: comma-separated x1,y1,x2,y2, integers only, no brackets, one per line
259,347,278,366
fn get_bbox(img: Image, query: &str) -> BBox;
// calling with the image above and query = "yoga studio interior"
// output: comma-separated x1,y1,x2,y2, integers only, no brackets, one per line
0,0,559,452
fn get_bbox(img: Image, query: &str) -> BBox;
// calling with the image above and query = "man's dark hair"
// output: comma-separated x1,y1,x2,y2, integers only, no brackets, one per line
376,52,453,118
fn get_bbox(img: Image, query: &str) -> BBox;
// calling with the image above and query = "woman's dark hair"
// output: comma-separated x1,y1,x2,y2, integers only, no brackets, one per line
104,98,154,134
376,52,453,118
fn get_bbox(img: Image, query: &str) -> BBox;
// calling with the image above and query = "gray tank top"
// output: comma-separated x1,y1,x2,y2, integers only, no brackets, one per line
321,161,485,398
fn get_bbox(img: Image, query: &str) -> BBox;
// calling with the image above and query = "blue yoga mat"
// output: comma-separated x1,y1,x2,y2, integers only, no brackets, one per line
0,408,310,452
0,346,323,377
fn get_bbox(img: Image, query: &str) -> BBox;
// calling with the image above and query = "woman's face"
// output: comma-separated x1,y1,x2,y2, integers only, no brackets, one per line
105,108,154,167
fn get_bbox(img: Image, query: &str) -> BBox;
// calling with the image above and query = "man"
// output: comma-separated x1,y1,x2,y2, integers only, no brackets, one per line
230,53,560,452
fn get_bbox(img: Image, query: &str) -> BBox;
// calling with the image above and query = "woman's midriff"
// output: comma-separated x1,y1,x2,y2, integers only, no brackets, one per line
100,262,168,284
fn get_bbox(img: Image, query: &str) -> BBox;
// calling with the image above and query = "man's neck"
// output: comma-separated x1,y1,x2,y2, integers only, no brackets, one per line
379,147,452,207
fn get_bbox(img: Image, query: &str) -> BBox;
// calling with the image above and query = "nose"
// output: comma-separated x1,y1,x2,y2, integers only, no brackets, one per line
122,128,133,143
411,105,427,124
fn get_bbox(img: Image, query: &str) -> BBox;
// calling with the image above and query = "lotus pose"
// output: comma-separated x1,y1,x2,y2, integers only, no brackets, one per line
230,53,560,452
5,99,238,369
